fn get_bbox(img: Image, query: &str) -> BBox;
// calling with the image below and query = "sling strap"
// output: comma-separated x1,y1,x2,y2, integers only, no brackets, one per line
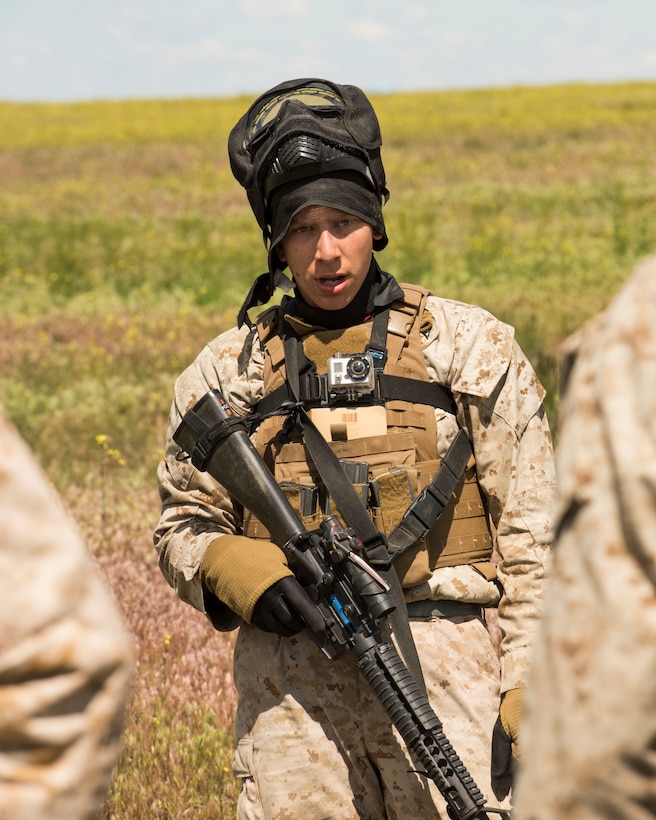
175,404,250,472
387,428,473,556
283,333,431,690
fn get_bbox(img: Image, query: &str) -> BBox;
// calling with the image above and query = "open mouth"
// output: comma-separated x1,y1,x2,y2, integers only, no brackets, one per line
317,275,347,289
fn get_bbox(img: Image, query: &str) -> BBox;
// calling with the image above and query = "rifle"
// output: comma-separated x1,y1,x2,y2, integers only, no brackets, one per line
174,389,510,820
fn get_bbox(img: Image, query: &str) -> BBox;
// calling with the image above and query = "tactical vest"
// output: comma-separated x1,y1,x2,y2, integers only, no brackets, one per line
244,283,493,588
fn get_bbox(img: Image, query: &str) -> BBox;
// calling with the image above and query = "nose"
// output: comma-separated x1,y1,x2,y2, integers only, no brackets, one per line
315,228,339,260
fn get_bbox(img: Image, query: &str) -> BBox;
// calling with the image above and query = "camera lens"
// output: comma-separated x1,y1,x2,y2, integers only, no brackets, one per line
346,355,370,381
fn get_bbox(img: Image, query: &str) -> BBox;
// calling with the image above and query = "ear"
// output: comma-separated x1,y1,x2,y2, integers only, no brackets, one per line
373,231,383,242
275,244,286,263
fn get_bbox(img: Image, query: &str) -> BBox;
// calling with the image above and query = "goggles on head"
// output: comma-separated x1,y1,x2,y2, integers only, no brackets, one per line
261,134,375,201
228,77,389,244
229,78,390,327
243,82,345,156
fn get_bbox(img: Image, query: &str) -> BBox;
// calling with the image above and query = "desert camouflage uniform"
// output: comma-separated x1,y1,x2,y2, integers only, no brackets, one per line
155,291,556,818
0,412,133,820
514,254,656,819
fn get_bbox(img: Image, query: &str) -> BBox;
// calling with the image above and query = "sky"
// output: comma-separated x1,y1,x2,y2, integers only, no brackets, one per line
1,0,655,103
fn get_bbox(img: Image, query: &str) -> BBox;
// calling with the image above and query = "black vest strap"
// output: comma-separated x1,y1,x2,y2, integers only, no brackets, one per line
256,373,456,417
377,374,456,413
365,307,390,370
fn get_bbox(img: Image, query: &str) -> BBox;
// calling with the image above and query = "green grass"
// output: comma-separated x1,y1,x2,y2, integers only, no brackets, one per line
2,80,655,817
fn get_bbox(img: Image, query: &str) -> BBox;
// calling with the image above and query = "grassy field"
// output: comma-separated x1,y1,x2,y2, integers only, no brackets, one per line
1,80,655,818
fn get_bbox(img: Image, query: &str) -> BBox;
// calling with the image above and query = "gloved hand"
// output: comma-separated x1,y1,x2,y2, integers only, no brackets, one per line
200,535,325,637
251,575,325,636
499,687,525,759
491,687,525,791
201,535,294,624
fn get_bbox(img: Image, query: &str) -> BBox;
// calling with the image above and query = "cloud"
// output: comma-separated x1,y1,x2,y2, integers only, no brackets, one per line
4,32,52,59
346,19,399,44
404,3,432,23
108,24,230,65
2,0,656,102
557,6,591,27
237,0,311,20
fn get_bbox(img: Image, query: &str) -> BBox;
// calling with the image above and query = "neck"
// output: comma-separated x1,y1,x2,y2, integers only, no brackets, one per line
289,259,379,330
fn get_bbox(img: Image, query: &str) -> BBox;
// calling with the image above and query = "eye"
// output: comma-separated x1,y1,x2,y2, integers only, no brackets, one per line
334,216,361,234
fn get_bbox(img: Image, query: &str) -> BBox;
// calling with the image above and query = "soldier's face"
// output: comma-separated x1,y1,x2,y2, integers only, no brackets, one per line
277,205,382,311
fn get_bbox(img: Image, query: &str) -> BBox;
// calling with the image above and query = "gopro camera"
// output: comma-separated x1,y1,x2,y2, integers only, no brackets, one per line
326,353,376,395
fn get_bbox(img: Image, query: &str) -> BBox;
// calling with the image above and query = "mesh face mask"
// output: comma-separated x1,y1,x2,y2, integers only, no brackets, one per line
243,83,345,156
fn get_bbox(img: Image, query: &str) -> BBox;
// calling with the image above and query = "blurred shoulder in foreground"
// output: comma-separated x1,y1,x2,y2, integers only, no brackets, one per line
514,253,656,819
0,410,134,820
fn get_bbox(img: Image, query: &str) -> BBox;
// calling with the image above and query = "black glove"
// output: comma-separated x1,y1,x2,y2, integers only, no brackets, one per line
490,714,514,800
251,576,325,637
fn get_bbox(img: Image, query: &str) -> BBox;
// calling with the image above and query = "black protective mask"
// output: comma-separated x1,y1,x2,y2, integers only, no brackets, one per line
230,78,391,327
228,78,389,248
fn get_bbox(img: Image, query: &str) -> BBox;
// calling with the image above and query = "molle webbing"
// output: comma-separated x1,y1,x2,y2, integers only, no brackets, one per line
387,429,473,555
242,442,492,581
255,284,431,392
249,284,493,582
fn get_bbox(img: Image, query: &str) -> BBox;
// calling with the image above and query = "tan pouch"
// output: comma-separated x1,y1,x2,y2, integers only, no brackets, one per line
370,468,418,537
246,431,417,538
394,458,493,587
308,405,388,442
243,481,321,539
273,430,416,484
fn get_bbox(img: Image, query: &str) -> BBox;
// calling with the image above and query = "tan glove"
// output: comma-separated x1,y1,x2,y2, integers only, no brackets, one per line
201,535,293,624
499,687,525,759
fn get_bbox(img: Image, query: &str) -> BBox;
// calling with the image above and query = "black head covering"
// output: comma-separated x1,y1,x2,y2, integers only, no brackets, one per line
228,78,391,325
267,171,388,272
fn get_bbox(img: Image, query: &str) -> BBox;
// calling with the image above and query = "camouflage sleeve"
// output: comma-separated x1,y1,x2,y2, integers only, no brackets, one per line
0,412,133,820
154,323,265,622
423,297,557,692
513,256,656,817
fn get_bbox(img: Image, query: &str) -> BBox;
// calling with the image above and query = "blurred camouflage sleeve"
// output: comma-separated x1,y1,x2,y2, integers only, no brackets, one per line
154,324,265,622
423,297,557,692
514,255,656,818
0,412,133,820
